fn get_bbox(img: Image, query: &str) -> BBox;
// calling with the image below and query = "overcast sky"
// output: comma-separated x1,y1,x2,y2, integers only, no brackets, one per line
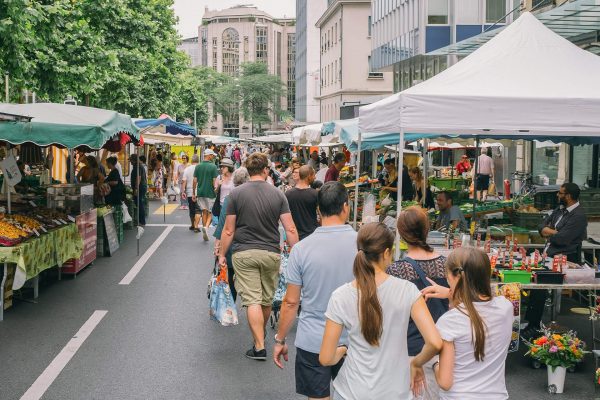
173,1,296,38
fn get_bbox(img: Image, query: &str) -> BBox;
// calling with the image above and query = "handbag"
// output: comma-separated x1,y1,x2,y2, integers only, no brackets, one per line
211,185,222,217
209,260,239,326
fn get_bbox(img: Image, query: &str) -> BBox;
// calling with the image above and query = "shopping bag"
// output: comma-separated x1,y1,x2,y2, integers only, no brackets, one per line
121,202,132,223
209,264,239,326
488,182,497,196
272,251,289,306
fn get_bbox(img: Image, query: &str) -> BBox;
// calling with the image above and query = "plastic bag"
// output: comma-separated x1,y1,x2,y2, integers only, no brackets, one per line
209,264,239,326
272,251,289,306
121,202,132,223
362,193,378,224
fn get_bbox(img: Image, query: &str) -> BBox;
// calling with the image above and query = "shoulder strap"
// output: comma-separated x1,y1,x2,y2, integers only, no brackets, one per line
403,256,431,288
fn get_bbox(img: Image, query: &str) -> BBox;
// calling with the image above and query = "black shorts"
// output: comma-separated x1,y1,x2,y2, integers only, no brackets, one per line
295,348,344,398
476,174,491,190
187,196,201,218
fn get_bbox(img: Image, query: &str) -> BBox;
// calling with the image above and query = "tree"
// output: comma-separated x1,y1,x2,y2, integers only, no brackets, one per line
214,62,287,133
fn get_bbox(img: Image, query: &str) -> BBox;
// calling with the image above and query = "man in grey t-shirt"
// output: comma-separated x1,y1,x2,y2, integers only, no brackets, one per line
219,153,299,361
435,191,468,232
273,182,356,399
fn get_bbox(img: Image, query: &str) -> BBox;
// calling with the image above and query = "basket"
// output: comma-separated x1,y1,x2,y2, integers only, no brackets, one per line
500,270,532,284
513,212,545,230
534,270,564,284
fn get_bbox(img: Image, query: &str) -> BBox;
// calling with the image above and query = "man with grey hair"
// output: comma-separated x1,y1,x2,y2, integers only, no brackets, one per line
181,154,201,231
213,167,250,302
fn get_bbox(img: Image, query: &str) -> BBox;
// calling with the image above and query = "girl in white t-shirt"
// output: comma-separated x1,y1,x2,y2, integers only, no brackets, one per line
424,247,513,400
320,223,442,400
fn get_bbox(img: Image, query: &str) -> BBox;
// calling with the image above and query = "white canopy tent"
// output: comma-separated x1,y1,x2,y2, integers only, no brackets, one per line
358,12,600,250
359,12,600,141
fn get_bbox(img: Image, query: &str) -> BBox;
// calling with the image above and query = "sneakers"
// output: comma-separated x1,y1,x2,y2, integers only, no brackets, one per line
189,226,194,231
180,205,188,210
245,346,267,361
201,226,209,241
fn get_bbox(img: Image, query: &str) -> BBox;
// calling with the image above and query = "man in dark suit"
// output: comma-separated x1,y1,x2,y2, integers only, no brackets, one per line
523,183,587,337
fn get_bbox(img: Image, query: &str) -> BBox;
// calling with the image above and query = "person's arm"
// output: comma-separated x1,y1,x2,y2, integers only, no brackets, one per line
273,284,301,369
434,340,455,391
319,319,347,366
280,213,299,248
421,277,451,300
181,177,187,200
192,176,198,200
218,215,236,266
410,297,443,396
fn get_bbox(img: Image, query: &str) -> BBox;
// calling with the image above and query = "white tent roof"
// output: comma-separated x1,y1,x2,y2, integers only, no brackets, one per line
359,12,600,141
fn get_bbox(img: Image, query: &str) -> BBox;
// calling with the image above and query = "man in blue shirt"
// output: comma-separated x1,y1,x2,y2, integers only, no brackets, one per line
272,181,357,400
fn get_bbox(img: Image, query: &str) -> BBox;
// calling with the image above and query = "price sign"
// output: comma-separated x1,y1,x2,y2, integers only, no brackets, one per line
52,219,62,225
67,215,76,222
0,154,22,186
40,226,47,233
59,218,68,225
32,229,40,237
29,201,37,207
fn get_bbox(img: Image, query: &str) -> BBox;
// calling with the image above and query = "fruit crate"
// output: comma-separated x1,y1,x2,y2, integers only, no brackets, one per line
513,212,545,230
534,191,558,211
500,270,532,284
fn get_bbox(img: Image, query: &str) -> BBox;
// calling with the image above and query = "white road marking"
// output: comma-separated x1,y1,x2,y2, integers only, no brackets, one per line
145,223,190,227
119,225,174,285
20,310,108,400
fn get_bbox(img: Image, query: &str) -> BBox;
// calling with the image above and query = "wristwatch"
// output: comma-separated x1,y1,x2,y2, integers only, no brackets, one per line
274,334,286,345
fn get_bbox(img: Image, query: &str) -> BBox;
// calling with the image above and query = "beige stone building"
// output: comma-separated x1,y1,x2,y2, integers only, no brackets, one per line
316,0,393,122
199,5,296,136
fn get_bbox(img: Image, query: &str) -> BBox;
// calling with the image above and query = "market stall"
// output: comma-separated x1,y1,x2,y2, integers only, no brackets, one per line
0,103,140,319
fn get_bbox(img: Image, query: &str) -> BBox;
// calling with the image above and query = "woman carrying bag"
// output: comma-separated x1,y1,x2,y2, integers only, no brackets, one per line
212,158,234,219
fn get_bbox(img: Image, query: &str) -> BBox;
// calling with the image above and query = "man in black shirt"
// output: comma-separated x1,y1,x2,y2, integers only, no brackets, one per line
286,165,319,241
130,154,147,226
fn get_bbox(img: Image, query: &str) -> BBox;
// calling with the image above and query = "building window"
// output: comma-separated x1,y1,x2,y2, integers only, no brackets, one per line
277,32,282,77
256,26,268,63
428,0,449,24
222,28,240,76
212,37,218,70
334,23,337,44
287,33,296,116
368,16,372,37
486,0,506,23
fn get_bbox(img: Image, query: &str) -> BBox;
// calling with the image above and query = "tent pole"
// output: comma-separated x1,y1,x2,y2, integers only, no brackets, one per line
473,137,480,228
394,128,405,260
423,139,429,208
69,149,75,184
371,150,377,178
352,130,362,229
136,145,141,257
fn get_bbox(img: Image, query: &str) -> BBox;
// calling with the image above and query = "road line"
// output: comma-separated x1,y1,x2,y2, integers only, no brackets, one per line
20,310,108,400
145,223,190,227
119,225,174,285
153,204,179,215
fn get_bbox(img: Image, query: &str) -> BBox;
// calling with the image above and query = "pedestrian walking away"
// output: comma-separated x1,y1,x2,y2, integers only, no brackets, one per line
422,247,513,399
129,154,147,227
218,152,299,361
178,154,189,209
285,165,319,241
273,181,357,400
182,155,201,231
193,149,218,241
320,223,442,400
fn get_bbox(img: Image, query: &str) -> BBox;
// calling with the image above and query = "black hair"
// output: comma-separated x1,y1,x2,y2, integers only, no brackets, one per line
311,180,323,190
106,156,118,167
437,191,453,203
333,153,346,164
318,181,348,217
384,158,395,166
562,183,580,201
139,155,146,163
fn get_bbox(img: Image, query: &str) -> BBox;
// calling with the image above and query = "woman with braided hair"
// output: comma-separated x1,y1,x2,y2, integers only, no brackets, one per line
320,222,441,399
386,206,449,399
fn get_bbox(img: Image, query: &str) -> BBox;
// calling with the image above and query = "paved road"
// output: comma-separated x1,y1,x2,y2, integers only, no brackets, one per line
0,200,597,399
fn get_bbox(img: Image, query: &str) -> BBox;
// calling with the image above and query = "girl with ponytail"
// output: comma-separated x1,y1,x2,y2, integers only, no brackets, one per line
423,247,513,399
320,223,442,399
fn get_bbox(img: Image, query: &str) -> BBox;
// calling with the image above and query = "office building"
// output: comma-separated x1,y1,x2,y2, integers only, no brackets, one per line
178,37,201,67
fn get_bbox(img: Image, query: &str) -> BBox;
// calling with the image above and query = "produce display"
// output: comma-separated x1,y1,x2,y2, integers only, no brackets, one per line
0,208,72,246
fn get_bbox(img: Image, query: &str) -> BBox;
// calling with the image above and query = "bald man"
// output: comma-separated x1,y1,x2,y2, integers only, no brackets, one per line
285,166,319,240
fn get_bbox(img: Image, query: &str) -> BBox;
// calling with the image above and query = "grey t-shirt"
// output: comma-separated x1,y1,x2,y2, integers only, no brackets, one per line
437,205,468,231
226,180,290,254
326,277,421,399
286,225,357,354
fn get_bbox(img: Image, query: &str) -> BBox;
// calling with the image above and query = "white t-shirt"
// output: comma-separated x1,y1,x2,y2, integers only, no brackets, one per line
115,161,124,182
477,154,494,175
326,277,421,400
182,164,196,197
436,296,513,400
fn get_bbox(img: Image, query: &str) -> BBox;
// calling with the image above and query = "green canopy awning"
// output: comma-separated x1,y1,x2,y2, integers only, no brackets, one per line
0,103,140,149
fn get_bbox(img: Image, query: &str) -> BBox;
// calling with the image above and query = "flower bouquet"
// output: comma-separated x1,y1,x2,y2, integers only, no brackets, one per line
524,324,587,393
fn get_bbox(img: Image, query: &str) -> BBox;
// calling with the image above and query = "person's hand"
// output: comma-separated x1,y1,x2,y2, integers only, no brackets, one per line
214,240,220,257
421,277,451,300
218,255,227,267
273,343,289,369
192,195,197,203
181,192,187,200
541,227,556,238
410,360,426,398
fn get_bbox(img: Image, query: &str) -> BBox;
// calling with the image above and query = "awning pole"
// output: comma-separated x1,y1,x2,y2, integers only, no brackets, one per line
352,130,362,229
371,150,377,178
423,139,429,208
394,128,405,260
473,137,480,226
136,145,141,256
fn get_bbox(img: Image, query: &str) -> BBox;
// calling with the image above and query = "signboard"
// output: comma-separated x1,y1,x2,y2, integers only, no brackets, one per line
0,154,22,187
103,211,119,256
63,208,98,274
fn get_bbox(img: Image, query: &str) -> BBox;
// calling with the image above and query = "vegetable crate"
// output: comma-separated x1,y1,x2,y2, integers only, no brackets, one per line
500,270,532,284
513,212,545,230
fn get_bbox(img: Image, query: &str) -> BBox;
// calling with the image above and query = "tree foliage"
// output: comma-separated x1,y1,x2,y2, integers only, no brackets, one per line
0,0,219,121
214,62,287,133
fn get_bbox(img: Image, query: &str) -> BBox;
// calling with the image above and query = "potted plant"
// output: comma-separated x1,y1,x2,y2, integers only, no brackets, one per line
524,325,587,394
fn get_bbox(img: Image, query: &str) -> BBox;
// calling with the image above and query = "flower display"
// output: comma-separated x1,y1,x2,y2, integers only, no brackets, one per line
524,324,587,371
596,368,600,385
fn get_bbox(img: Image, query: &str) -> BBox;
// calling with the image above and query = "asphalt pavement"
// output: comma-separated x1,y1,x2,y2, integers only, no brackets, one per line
0,200,598,399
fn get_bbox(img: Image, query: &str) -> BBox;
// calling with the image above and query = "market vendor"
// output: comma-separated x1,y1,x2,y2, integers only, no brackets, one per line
455,154,471,176
381,159,414,201
523,183,588,338
103,157,125,206
434,191,468,232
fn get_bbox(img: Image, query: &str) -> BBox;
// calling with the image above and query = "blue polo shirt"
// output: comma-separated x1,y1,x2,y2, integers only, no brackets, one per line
286,224,358,354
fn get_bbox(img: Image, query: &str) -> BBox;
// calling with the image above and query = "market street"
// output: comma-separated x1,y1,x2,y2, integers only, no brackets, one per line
0,201,596,400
